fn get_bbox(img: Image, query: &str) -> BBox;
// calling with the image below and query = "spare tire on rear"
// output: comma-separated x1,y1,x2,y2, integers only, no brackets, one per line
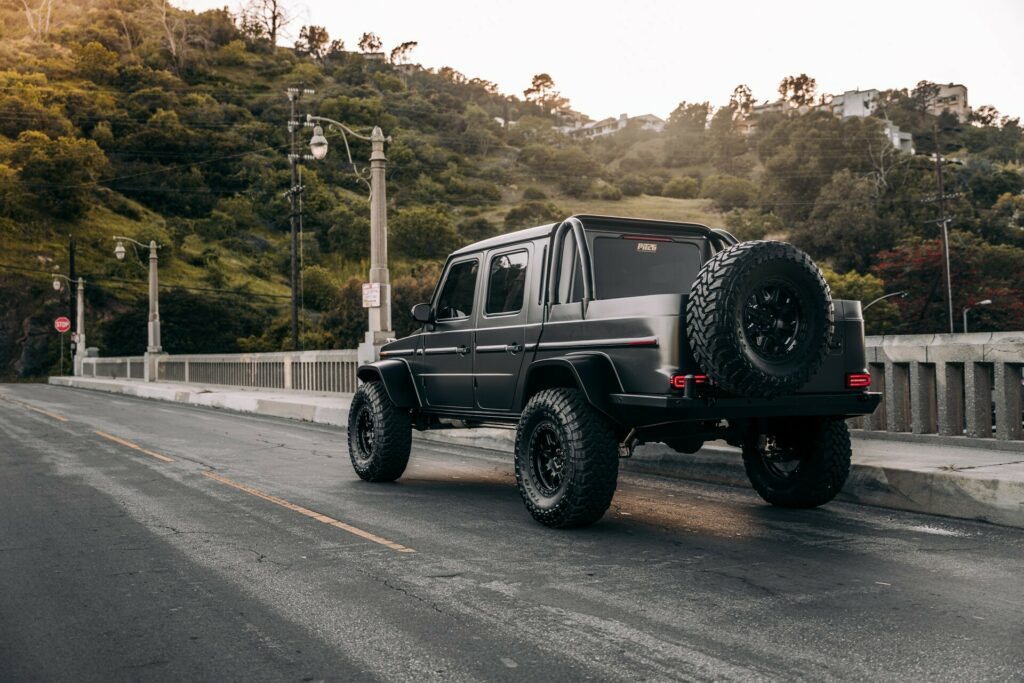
687,240,833,399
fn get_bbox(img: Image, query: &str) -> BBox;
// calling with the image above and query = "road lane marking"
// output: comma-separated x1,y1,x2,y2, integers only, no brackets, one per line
93,431,175,462
0,395,68,422
201,471,415,553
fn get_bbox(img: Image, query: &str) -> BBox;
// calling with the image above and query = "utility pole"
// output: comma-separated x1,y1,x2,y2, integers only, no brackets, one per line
286,87,315,351
933,121,954,334
68,236,76,336
75,277,85,376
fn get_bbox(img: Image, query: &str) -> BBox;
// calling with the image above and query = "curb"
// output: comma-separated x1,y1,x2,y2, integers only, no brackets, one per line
47,376,1024,529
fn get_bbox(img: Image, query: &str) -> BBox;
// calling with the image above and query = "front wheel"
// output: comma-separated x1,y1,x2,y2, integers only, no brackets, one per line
347,381,412,482
742,418,851,508
514,389,619,528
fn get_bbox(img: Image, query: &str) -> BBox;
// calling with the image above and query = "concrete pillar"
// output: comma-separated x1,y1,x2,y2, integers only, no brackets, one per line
885,362,911,432
910,362,937,434
868,363,886,430
965,362,993,438
936,362,965,436
360,126,394,367
994,363,1022,441
284,357,292,390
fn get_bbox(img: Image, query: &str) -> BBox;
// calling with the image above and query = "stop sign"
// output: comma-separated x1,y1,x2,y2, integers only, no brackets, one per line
54,316,71,333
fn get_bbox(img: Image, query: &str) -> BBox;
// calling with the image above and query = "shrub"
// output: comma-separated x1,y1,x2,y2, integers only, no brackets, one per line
618,174,647,197
504,201,564,230
390,205,460,259
662,176,700,199
724,209,785,241
522,186,547,200
701,174,758,211
301,265,340,311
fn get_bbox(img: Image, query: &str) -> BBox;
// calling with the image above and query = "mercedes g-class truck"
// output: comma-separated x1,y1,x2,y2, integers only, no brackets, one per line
349,215,880,528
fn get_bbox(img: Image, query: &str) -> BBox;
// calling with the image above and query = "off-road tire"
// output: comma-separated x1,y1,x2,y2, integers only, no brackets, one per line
514,389,619,528
687,240,833,398
347,381,412,482
742,419,851,508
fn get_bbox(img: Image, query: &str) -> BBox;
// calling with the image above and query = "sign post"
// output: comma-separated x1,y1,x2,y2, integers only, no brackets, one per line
54,316,70,375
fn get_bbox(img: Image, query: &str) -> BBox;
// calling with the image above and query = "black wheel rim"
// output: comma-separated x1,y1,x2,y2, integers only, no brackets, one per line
759,435,802,479
355,406,375,461
530,423,566,496
743,282,803,360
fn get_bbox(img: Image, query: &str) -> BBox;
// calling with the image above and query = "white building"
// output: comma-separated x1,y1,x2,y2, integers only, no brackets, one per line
830,89,879,118
562,113,665,138
882,121,914,154
927,83,970,122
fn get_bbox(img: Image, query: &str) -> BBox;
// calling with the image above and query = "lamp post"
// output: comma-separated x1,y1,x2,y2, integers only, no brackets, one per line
114,236,162,381
285,87,315,351
962,299,992,333
53,274,86,376
305,113,394,365
863,290,908,311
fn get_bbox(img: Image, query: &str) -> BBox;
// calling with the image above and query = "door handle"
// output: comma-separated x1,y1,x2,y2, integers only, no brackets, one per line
505,342,522,354
456,345,470,356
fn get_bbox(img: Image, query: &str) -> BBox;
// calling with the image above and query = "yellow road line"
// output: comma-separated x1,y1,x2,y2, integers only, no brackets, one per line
201,471,415,553
0,395,68,422
94,431,175,462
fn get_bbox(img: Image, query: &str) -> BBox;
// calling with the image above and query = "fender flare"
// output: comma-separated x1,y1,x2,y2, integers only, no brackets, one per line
356,359,420,409
522,354,622,421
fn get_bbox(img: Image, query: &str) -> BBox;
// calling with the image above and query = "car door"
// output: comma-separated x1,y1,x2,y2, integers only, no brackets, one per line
474,246,531,411
419,256,479,410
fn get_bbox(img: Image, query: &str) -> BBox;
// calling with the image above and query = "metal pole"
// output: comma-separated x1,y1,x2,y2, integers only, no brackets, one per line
288,91,301,351
59,331,64,376
68,236,76,334
144,240,161,382
75,278,85,376
962,307,969,334
367,126,392,340
933,122,954,334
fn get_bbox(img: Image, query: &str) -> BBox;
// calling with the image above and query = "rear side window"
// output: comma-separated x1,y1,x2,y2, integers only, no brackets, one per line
486,250,528,315
435,259,479,320
592,236,702,299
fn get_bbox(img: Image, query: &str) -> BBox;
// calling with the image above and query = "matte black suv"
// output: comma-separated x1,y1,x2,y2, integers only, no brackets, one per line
350,215,880,528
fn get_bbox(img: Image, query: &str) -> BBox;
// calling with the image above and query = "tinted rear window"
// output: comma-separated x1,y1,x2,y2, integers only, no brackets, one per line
592,236,702,299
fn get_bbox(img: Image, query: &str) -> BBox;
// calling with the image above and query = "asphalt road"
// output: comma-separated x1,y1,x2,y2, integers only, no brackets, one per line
1,384,1022,682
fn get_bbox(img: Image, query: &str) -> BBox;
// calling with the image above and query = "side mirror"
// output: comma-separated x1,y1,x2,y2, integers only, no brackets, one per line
411,303,434,324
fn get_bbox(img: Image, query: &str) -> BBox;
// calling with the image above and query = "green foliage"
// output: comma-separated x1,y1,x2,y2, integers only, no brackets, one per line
5,132,108,219
504,201,564,230
73,41,119,82
390,205,459,259
100,288,270,356
724,209,784,241
820,267,899,334
701,174,757,211
458,216,497,243
522,186,547,200
301,265,340,311
662,176,699,199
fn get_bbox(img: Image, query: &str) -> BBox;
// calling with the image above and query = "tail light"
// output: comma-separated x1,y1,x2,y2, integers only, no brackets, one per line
846,372,872,388
671,374,708,390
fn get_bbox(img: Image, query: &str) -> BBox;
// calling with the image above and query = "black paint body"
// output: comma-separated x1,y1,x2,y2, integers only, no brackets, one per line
359,215,880,443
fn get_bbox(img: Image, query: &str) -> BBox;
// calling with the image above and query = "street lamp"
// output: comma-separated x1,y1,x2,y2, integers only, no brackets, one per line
53,273,86,376
113,236,162,381
304,113,393,365
962,299,992,333
863,290,908,311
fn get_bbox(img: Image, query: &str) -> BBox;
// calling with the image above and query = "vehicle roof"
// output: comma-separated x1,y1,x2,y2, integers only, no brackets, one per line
450,214,716,257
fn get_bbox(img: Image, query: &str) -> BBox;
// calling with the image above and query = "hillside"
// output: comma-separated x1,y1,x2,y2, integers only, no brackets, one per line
0,0,1022,377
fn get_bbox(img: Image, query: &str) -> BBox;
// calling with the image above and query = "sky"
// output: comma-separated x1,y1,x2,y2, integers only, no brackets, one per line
181,0,1024,121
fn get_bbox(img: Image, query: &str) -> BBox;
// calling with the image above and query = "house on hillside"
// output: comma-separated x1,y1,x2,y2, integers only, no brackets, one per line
830,89,879,118
927,83,970,122
560,113,666,138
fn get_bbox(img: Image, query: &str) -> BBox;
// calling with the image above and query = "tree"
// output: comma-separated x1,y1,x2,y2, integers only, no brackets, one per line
389,41,418,64
729,84,755,118
390,205,459,259
701,174,757,211
523,73,568,114
504,201,564,230
150,0,190,69
7,132,109,219
358,32,382,53
662,176,699,199
294,25,329,60
18,0,56,40
970,105,1001,127
240,0,292,47
667,101,710,134
778,73,817,107
74,42,120,82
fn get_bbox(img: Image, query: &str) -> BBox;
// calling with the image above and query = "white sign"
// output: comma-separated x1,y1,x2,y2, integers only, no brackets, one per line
362,282,381,308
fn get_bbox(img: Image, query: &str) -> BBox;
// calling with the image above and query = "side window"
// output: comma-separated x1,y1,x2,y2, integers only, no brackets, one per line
435,259,479,321
556,233,583,304
486,250,529,315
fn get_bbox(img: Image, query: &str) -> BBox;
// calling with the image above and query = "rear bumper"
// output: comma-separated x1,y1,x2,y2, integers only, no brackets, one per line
608,391,881,425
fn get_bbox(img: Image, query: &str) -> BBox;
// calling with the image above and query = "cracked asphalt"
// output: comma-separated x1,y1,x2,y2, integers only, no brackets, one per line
1,383,1023,682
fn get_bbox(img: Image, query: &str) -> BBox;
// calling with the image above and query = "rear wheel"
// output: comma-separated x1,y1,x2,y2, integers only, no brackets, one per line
347,381,412,482
742,418,851,508
514,389,619,528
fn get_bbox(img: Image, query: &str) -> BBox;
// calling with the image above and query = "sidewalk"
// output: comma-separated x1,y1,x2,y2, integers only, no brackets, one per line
48,376,1024,529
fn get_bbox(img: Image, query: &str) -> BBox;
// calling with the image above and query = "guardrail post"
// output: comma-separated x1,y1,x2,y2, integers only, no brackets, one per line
994,363,1022,441
965,362,993,438
885,362,911,432
936,362,965,436
910,362,937,434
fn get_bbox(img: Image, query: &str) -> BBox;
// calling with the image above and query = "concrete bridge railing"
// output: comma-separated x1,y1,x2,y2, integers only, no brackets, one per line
82,350,360,394
79,333,1024,443
855,332,1024,442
